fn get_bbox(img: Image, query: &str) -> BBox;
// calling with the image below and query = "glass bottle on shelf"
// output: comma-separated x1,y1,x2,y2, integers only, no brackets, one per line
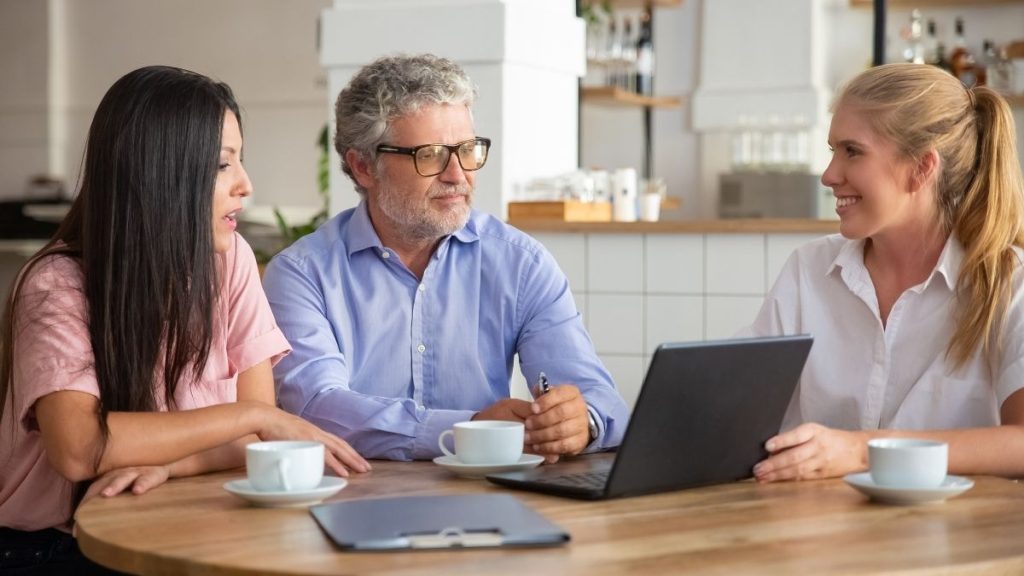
985,42,1014,94
731,115,752,172
583,4,611,88
949,17,978,87
924,19,940,66
935,42,952,73
635,10,654,97
619,15,637,93
902,10,925,64
605,17,621,89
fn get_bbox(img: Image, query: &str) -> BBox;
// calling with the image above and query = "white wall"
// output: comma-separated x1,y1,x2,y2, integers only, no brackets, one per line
532,230,824,407
0,0,331,210
0,0,50,200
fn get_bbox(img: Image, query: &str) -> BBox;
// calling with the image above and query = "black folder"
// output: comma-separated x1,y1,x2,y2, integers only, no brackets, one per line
310,494,570,551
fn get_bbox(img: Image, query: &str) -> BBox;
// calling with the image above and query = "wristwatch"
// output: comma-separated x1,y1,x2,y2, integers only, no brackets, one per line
586,408,599,446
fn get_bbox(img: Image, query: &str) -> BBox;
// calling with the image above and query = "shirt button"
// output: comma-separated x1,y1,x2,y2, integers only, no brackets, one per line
418,284,426,292
417,344,426,353
381,250,390,259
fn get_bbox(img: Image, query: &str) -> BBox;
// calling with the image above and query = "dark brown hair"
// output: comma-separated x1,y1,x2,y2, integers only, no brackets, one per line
1,65,240,472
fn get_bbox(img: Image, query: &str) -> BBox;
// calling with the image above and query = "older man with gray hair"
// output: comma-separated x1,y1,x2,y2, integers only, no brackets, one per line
263,53,628,461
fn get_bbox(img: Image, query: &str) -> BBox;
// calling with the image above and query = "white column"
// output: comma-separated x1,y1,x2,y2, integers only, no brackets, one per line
319,0,585,219
690,0,831,218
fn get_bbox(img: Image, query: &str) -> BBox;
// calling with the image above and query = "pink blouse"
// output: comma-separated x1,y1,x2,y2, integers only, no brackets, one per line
0,234,290,531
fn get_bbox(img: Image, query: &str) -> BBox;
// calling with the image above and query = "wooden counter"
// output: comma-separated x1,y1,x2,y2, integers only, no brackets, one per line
507,218,841,234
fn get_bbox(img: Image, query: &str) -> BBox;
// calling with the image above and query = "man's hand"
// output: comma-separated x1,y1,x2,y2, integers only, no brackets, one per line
252,403,372,477
753,423,868,482
472,398,533,423
524,384,590,462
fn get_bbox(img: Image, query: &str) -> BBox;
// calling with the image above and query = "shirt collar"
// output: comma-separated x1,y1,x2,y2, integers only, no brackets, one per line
933,234,963,292
827,233,962,292
344,200,383,257
343,200,481,259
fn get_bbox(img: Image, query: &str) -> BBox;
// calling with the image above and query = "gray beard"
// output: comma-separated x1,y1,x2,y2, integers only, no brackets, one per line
375,179,473,242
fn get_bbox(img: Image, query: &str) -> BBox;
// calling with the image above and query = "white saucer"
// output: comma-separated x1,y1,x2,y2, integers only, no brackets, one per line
843,472,974,505
433,454,545,478
223,477,347,508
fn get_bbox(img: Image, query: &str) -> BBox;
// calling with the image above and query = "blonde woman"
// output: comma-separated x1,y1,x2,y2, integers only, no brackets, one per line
747,63,1024,482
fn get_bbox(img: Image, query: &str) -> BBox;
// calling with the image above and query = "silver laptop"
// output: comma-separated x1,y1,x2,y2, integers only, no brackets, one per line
487,335,812,500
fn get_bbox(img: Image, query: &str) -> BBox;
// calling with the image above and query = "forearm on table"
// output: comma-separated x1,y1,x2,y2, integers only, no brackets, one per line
864,425,1024,477
166,434,259,478
99,401,268,476
299,389,473,460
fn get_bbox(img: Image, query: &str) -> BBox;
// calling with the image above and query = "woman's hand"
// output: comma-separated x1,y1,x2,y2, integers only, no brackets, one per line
753,423,868,482
254,404,371,477
81,465,171,505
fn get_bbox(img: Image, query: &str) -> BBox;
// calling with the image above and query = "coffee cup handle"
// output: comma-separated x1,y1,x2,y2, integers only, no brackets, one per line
438,430,457,458
277,459,291,492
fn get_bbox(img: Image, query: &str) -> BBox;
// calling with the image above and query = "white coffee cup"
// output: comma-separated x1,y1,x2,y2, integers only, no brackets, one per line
612,167,638,222
868,438,948,489
437,420,524,465
246,441,324,492
640,192,662,222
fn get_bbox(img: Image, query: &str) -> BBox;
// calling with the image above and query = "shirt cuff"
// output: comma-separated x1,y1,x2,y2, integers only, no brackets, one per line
412,408,477,460
581,404,604,454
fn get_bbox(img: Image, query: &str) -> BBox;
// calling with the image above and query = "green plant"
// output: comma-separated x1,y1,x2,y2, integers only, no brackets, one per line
255,124,330,263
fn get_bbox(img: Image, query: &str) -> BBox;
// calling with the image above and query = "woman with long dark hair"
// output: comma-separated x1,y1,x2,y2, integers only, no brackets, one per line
0,65,369,574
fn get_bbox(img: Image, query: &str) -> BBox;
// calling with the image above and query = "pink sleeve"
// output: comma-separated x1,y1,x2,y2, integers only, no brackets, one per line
10,256,100,432
224,234,291,372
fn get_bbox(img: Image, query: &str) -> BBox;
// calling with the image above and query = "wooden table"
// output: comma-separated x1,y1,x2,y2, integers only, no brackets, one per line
75,456,1024,575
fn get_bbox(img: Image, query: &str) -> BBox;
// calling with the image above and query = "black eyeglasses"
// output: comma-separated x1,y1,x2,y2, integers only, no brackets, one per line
376,137,491,177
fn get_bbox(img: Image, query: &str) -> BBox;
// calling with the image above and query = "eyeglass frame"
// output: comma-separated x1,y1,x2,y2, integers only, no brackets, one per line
375,137,491,177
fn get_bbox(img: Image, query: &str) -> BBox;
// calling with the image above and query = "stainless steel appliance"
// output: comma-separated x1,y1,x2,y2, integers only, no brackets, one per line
719,171,833,219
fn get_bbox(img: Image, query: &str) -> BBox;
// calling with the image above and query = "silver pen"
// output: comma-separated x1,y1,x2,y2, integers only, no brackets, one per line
538,371,551,395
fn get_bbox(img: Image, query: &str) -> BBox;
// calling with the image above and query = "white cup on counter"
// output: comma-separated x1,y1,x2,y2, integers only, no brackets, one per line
246,441,324,492
640,193,661,222
612,167,638,222
438,420,524,465
868,438,948,489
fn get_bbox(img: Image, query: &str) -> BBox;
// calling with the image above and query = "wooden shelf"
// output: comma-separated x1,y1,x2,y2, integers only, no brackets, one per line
581,86,683,109
582,0,684,8
851,0,1023,6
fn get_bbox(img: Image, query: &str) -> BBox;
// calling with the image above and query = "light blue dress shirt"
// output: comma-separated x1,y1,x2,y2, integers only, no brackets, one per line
263,202,630,460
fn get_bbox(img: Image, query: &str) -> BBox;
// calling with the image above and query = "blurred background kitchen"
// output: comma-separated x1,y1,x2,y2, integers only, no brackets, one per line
2,0,1023,404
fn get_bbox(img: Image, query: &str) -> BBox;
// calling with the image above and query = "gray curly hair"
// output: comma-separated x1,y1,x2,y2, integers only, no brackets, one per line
334,53,478,195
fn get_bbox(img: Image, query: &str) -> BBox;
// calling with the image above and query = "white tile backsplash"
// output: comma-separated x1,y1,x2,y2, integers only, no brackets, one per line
587,293,644,355
533,232,587,291
705,234,766,295
574,293,587,331
766,233,821,290
532,230,829,409
705,295,766,340
510,356,531,401
587,234,644,293
645,295,704,356
599,354,646,409
645,234,704,294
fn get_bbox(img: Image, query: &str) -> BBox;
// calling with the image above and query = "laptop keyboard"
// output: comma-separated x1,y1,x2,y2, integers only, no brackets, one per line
543,470,609,490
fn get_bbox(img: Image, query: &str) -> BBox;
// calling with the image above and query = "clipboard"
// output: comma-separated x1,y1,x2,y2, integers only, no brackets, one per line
309,494,570,551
